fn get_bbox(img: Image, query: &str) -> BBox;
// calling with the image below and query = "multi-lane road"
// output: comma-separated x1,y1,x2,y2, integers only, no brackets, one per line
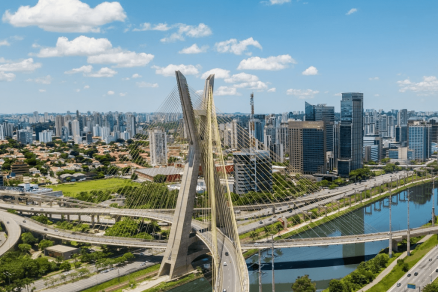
388,245,438,291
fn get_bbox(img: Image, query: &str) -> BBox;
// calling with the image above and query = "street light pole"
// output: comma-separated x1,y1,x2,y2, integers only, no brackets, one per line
407,188,411,256
271,235,275,292
433,172,435,227
258,250,262,292
389,179,393,258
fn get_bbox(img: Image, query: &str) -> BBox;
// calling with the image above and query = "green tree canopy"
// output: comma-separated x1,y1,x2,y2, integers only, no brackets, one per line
291,275,316,292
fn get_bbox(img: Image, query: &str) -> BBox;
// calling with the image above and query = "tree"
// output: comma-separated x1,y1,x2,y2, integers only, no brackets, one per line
59,261,71,271
423,283,438,292
18,243,32,253
38,239,54,250
21,232,38,245
153,174,167,183
78,267,89,278
291,275,316,292
249,231,259,241
131,173,138,180
328,279,346,292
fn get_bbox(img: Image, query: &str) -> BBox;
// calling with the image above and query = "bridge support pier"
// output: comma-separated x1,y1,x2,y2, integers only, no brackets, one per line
38,201,41,206
67,214,70,222
15,196,18,204
97,215,100,223
49,201,53,207
78,214,81,221
91,215,95,225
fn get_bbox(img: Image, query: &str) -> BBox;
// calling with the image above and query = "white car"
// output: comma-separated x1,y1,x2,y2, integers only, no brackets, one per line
223,262,227,266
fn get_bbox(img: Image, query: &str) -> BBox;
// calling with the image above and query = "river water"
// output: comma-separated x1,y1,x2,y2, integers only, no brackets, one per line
172,182,437,292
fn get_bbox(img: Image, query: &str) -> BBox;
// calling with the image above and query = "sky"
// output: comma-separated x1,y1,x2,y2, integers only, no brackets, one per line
0,0,438,114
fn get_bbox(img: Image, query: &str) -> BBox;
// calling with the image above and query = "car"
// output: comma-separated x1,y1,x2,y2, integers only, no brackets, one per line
40,209,44,211
407,273,411,277
23,220,26,223
436,269,438,272
225,252,229,256
109,268,115,271
223,289,227,292
289,210,292,213
430,258,433,261
254,243,259,246
144,261,149,263
414,272,418,276
54,229,58,232
397,283,401,287
30,208,34,210
44,228,48,231
6,221,9,224
259,221,263,224
140,263,146,266
269,218,272,221
279,208,282,210
223,262,227,266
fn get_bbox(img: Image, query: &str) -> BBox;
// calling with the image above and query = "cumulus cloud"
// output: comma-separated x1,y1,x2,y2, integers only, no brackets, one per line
107,90,115,95
0,40,10,46
302,66,318,75
87,51,154,67
2,0,126,33
136,82,159,88
201,68,230,79
132,73,141,78
397,76,438,95
225,72,259,83
153,64,199,77
133,22,171,32
215,86,240,96
238,55,296,70
65,65,116,77
36,36,112,57
215,37,262,55
161,23,212,43
84,85,90,89
286,88,319,99
119,92,127,96
267,0,291,4
369,77,379,81
26,75,52,84
346,8,358,15
234,81,268,90
267,88,276,92
36,36,154,67
0,72,15,82
179,44,208,54
39,89,46,93
0,58,41,72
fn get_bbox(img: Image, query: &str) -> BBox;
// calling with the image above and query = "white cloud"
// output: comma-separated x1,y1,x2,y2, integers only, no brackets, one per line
64,65,93,74
215,37,262,55
237,55,296,70
36,36,112,57
65,65,116,77
267,0,291,4
234,81,268,91
3,0,126,33
84,85,90,89
32,43,40,48
346,8,358,15
195,90,204,95
267,88,276,92
0,58,41,72
76,89,81,92
201,68,230,79
161,23,212,43
302,66,318,75
133,22,171,32
0,40,10,46
39,89,46,93
88,67,117,77
122,77,130,81
369,77,379,81
26,75,52,84
374,94,380,97
286,88,319,99
334,93,342,97
87,51,154,67
225,72,259,83
132,73,141,78
107,90,115,95
136,81,158,88
179,44,208,54
215,86,240,96
0,72,15,82
10,35,24,41
119,92,127,97
397,76,438,95
153,64,199,77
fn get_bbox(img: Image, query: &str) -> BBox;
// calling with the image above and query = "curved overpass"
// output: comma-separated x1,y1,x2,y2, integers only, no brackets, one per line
0,210,22,257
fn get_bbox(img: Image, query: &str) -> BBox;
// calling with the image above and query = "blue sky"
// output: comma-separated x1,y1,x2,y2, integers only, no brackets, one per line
0,0,437,114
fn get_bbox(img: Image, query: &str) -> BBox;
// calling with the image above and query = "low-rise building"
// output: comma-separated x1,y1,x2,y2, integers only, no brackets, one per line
44,245,80,260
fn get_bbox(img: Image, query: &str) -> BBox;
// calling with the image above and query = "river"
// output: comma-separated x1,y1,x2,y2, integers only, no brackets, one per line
172,182,437,291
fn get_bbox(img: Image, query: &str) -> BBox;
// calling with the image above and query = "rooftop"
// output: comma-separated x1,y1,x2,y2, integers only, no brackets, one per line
136,166,183,177
45,245,79,253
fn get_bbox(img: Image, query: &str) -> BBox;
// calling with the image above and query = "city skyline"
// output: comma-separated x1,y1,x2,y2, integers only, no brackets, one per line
1,0,438,113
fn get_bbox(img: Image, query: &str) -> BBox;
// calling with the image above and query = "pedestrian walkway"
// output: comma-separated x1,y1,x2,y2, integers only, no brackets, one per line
359,234,433,291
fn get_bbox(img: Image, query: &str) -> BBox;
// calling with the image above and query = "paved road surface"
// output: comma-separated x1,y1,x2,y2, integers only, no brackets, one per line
388,243,438,291
0,210,21,257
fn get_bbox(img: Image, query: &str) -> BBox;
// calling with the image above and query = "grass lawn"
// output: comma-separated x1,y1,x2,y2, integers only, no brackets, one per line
51,178,140,197
81,264,160,292
367,235,438,292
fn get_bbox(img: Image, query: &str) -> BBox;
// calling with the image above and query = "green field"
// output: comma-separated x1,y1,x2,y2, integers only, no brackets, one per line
51,178,140,197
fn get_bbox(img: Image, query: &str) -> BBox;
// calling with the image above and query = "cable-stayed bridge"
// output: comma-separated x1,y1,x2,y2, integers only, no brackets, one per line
1,71,437,292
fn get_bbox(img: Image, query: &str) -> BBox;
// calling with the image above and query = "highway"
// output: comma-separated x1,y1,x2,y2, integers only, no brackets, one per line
388,245,438,291
0,210,22,257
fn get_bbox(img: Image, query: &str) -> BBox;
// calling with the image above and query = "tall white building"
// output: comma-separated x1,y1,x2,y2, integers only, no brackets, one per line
39,130,53,143
149,128,167,166
93,125,101,137
0,124,4,140
101,126,110,139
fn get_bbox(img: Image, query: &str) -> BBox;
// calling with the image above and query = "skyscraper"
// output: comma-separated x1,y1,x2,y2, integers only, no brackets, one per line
55,115,64,136
288,120,326,174
149,128,167,166
408,120,432,161
0,124,4,140
398,109,408,126
233,150,272,195
338,92,364,177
